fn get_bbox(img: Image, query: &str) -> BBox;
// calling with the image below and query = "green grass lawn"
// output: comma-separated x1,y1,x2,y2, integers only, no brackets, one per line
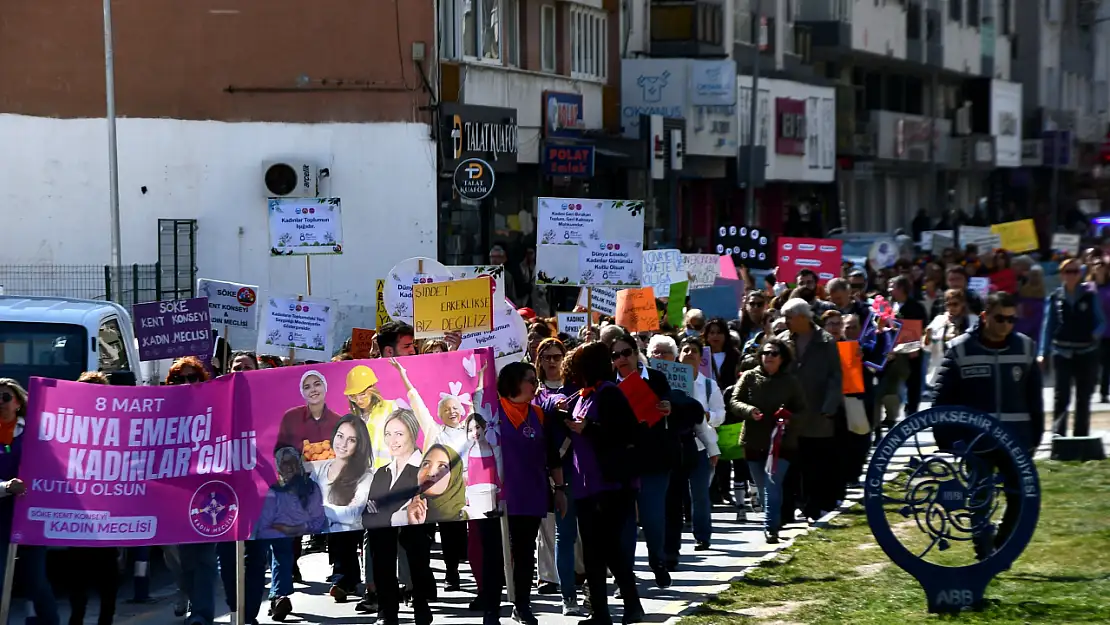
682,461,1110,625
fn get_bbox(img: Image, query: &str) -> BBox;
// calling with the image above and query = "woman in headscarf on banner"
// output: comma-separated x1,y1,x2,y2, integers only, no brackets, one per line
310,414,374,602
406,443,468,524
276,369,342,459
363,409,436,625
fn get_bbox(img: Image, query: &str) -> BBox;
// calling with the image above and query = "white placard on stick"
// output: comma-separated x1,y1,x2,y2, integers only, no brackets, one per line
1051,233,1081,256
576,287,618,316
682,254,721,290
557,312,589,338
536,197,645,287
384,257,455,323
197,278,260,331
267,198,343,255
261,296,336,356
641,249,685,298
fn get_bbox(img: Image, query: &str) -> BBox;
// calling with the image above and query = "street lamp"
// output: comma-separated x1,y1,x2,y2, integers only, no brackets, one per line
103,0,124,302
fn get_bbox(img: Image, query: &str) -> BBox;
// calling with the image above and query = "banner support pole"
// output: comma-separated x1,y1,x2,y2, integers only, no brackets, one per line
305,256,313,297
0,544,17,623
235,540,247,625
500,505,515,604
586,287,594,333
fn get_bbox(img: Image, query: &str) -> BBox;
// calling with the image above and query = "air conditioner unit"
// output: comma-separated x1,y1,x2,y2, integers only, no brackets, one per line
262,160,319,198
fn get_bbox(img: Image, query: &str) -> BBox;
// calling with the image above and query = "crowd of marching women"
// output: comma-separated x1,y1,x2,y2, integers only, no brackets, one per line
0,240,1103,625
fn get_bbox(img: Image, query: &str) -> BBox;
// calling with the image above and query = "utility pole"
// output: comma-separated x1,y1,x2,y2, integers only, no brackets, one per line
1048,64,1064,236
104,0,124,301
745,0,763,226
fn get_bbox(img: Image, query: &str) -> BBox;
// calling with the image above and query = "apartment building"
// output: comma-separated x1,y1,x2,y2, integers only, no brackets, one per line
436,0,654,265
0,1,437,326
796,0,1023,232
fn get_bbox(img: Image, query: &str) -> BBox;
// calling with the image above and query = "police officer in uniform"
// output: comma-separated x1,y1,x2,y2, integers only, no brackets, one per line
932,291,1044,559
1039,258,1106,437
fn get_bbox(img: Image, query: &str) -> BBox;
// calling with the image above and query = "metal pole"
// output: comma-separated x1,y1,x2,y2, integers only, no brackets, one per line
0,544,17,623
235,541,247,625
1049,67,1064,236
744,0,763,226
104,0,124,297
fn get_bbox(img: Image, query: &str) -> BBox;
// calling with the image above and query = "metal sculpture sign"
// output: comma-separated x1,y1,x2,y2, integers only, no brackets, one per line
865,407,1041,613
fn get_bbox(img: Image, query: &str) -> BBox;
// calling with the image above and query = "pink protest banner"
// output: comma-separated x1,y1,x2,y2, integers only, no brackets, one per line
718,255,739,280
777,237,842,284
13,348,499,547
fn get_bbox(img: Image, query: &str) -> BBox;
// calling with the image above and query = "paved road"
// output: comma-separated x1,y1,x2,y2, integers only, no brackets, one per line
16,386,1110,625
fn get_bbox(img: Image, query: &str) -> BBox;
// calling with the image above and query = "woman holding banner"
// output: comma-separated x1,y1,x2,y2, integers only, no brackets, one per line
0,377,60,625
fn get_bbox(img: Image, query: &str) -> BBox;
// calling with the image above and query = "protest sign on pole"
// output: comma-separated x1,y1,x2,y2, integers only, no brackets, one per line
557,312,588,338
197,279,259,332
384,257,455,324
615,287,659,333
260,296,336,358
349,328,376,359
412,276,495,339
132,298,214,362
267,198,344,255
536,198,645,287
641,249,685,298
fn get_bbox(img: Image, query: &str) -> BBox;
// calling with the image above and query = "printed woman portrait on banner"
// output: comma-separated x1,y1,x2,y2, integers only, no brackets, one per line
310,415,374,532
463,412,501,517
345,359,431,470
406,443,467,524
253,446,327,539
276,369,341,460
362,409,424,529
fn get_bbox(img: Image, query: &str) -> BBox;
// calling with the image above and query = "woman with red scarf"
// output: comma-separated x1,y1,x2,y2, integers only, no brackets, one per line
725,338,806,544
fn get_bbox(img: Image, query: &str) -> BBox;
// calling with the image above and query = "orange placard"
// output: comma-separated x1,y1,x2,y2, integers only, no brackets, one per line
896,319,923,345
350,328,376,359
838,341,865,395
618,372,663,426
615,287,660,333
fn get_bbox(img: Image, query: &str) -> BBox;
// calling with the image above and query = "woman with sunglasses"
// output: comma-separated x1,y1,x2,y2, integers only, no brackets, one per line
609,332,676,589
1040,257,1107,437
162,357,222,625
0,378,60,625
726,338,806,543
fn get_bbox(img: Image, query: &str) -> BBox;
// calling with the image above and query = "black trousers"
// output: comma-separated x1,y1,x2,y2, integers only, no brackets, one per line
1099,338,1110,398
1054,351,1097,437
664,464,689,563
577,488,642,619
439,521,468,577
68,547,119,625
327,530,362,591
367,526,434,623
905,354,924,415
477,515,541,613
797,437,840,519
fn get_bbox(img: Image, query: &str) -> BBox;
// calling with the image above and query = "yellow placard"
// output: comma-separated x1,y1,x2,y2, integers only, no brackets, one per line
412,276,494,338
991,219,1039,253
376,279,391,329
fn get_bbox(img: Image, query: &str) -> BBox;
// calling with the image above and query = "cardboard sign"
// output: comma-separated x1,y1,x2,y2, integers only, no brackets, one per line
666,281,688,327
350,328,376,359
991,219,1039,253
718,255,739,281
196,279,260,331
642,249,685,298
412,276,494,339
682,254,721,290
615,287,659,332
557,312,588,338
959,226,1001,252
837,341,865,395
896,319,923,345
919,230,953,250
777,237,842,284
648,358,695,396
133,297,213,362
689,286,737,320
618,372,663,426
576,286,618,316
375,279,391,329
715,224,774,270
968,277,991,299
699,346,713,378
1051,233,1080,256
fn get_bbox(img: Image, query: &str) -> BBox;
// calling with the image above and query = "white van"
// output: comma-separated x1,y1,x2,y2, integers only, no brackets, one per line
0,296,144,388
